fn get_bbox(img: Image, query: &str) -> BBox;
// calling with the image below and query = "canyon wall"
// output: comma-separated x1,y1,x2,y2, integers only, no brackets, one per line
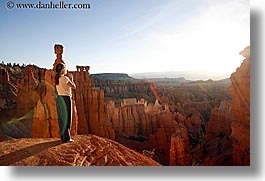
32,44,79,138
206,101,232,139
0,67,17,110
111,104,188,166
12,66,79,138
16,66,42,117
0,67,24,137
73,66,115,140
169,124,191,166
195,100,234,166
229,46,250,166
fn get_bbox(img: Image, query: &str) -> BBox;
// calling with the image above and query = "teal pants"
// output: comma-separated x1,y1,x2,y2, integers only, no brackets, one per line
56,95,72,143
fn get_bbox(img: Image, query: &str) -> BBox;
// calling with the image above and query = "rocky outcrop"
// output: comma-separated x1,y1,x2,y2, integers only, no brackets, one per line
116,103,154,137
196,100,233,166
206,101,232,138
184,115,203,145
144,110,179,165
32,69,78,138
197,137,234,166
0,68,17,110
73,66,91,134
0,65,42,138
169,124,191,166
31,69,59,138
52,44,65,70
16,65,41,117
32,46,78,138
0,66,32,138
229,46,250,166
0,134,160,166
73,66,115,140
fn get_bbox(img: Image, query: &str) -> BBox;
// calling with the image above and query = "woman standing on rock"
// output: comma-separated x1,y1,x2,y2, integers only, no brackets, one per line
55,63,76,143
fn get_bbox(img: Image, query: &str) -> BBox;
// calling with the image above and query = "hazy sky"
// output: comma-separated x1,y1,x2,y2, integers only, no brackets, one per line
0,0,249,78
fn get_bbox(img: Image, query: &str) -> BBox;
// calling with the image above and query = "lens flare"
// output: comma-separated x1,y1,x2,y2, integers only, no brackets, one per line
6,109,34,125
148,80,163,104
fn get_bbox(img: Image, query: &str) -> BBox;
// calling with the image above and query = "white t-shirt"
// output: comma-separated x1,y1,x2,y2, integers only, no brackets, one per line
56,76,72,96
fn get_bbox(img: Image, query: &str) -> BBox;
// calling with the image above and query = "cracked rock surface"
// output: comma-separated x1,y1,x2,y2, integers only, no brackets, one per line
0,134,160,166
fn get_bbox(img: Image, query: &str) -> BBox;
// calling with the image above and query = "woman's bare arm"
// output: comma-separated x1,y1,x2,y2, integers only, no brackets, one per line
67,73,76,89
67,80,76,89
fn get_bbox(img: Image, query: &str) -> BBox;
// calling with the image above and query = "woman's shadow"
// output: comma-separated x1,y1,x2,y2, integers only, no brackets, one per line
0,140,61,165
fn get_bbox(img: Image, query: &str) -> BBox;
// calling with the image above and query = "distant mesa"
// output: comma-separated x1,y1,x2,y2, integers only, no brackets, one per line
90,73,135,81
130,71,230,81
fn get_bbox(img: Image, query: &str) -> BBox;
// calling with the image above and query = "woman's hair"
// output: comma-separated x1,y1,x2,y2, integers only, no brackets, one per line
55,63,66,85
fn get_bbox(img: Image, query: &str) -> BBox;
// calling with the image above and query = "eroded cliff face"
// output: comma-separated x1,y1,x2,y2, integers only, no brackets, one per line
229,46,250,166
32,69,78,138
0,68,20,137
32,45,79,138
16,66,41,117
10,65,78,138
196,100,234,166
0,65,42,138
0,68,17,110
206,101,232,139
73,66,115,140
169,124,191,166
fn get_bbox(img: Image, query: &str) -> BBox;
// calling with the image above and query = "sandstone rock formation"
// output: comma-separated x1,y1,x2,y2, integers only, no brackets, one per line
169,124,191,166
1,44,249,166
154,79,231,120
229,46,250,166
206,100,232,139
53,44,65,69
0,65,41,138
184,114,203,145
16,65,40,117
142,110,179,165
120,104,153,137
32,70,78,138
32,45,78,138
72,94,183,166
0,134,160,166
196,100,233,166
0,67,17,110
73,66,115,140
